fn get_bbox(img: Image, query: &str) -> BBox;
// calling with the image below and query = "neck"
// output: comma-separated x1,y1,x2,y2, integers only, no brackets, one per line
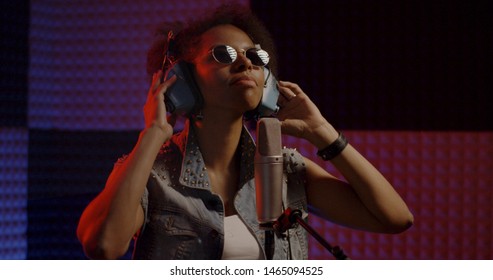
192,113,244,171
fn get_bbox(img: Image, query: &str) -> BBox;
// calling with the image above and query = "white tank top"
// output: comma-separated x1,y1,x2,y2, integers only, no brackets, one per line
221,215,263,260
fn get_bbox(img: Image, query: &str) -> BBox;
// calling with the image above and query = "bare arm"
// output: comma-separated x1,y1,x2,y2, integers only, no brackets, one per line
304,146,413,233
277,81,413,233
77,72,176,259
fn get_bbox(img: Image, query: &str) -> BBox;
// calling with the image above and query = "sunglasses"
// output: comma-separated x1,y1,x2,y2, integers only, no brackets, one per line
209,45,270,67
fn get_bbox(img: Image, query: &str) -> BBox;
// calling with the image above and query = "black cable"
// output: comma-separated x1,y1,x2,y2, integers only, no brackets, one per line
265,230,275,260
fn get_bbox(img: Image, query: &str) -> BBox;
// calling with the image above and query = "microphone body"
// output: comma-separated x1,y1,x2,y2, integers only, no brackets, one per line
254,118,283,230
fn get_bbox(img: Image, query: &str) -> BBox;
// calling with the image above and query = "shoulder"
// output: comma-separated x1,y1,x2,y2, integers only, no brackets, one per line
282,147,306,174
156,130,185,159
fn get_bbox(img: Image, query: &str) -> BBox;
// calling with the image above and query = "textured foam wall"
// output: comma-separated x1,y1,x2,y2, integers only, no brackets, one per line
0,0,488,259
29,0,249,130
0,129,28,260
282,131,493,259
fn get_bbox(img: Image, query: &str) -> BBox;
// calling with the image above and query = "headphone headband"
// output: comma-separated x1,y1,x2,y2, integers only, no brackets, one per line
161,30,176,72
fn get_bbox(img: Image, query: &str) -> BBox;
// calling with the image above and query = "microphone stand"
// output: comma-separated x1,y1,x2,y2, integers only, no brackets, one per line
264,230,275,260
274,208,349,260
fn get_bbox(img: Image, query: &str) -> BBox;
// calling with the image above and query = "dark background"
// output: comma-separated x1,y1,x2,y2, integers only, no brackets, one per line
1,0,492,259
252,0,492,130
3,1,492,131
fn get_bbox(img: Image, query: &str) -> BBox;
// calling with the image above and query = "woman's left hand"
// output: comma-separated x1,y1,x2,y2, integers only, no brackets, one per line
276,81,337,148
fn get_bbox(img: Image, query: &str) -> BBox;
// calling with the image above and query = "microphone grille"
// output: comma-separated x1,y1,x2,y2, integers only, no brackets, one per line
257,118,282,156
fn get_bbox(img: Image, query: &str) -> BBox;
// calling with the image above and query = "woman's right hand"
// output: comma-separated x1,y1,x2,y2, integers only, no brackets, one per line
143,70,177,138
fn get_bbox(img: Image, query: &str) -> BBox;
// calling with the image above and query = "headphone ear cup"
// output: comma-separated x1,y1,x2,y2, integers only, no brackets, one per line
259,67,280,116
164,61,203,116
244,67,280,120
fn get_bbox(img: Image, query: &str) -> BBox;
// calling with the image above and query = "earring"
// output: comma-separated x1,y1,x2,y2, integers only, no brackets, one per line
195,109,204,120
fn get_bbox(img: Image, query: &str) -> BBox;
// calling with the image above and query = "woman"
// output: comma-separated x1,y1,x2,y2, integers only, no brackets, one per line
77,4,413,260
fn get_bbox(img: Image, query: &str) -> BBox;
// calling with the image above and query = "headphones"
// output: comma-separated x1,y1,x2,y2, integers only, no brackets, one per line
161,31,204,117
162,31,279,120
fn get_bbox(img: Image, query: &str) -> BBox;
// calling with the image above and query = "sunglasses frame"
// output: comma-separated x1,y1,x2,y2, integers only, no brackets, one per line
209,44,269,67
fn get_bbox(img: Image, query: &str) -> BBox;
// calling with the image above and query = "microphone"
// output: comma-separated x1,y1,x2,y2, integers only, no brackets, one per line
255,118,283,231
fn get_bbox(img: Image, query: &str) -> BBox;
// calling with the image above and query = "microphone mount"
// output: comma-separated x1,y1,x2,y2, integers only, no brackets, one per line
273,207,350,260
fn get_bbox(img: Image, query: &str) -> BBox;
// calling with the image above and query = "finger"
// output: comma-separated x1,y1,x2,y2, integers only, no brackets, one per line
151,70,163,91
278,85,297,104
279,87,296,101
163,74,177,87
278,80,299,89
278,81,303,96
156,75,177,98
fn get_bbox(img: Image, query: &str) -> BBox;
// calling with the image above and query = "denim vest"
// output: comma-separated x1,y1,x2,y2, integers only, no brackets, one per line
132,121,309,259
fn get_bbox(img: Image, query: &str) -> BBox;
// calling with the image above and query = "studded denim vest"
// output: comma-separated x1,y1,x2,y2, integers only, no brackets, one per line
132,121,309,259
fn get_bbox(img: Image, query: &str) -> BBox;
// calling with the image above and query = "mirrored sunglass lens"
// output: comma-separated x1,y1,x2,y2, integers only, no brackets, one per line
212,45,237,64
246,49,269,66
